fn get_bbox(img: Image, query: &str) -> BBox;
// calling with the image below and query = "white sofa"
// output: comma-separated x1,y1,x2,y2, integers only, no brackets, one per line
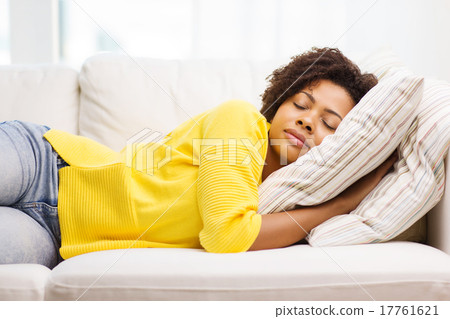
0,53,449,301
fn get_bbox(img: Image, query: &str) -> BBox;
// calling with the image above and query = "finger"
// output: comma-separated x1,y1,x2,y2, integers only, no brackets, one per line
381,152,398,175
387,150,398,160
385,151,398,164
391,151,399,161
375,152,396,176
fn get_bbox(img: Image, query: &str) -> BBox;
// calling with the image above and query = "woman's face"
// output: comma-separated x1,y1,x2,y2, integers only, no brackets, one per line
268,79,355,165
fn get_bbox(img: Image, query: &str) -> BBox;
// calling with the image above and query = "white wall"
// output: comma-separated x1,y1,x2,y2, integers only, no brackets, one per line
9,0,59,64
343,0,450,81
0,0,9,64
5,0,450,81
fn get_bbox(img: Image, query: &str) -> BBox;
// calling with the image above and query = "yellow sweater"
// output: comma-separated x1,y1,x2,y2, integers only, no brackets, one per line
43,100,270,259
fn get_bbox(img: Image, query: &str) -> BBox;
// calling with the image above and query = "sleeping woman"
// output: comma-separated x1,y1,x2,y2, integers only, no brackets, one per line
0,47,397,269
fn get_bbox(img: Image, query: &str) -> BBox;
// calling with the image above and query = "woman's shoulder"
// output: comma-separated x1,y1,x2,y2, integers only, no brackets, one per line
210,99,261,117
200,100,269,139
205,99,268,128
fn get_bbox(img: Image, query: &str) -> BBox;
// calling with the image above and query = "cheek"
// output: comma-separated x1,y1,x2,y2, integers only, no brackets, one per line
315,131,333,146
269,116,283,138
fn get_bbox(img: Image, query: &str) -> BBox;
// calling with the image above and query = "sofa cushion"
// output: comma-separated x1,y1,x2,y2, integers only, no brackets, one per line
78,53,283,151
0,264,51,301
304,50,449,246
0,64,79,134
357,48,449,248
45,243,450,301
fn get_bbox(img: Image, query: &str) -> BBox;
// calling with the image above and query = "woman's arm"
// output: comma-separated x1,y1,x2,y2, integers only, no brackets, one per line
249,151,398,251
248,198,345,250
195,101,270,253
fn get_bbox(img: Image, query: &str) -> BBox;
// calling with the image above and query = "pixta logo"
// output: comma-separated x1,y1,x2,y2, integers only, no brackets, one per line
125,128,172,176
191,138,266,166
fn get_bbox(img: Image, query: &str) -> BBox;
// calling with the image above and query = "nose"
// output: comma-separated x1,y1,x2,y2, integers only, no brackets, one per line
297,119,312,132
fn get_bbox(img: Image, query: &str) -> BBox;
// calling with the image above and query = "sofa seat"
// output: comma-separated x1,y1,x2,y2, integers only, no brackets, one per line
44,242,450,301
0,264,51,300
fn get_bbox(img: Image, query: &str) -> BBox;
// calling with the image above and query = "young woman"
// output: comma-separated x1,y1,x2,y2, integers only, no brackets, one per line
0,47,395,269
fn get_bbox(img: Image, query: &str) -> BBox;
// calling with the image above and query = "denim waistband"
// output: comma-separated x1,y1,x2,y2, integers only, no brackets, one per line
55,152,70,171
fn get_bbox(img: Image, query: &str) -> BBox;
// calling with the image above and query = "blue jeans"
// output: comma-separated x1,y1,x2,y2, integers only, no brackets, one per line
0,120,68,269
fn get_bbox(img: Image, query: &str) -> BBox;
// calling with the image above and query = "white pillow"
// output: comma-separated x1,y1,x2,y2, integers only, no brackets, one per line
78,53,282,152
258,71,424,214
305,50,449,246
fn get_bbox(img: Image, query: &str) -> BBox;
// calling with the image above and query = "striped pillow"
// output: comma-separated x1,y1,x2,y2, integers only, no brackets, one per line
304,52,450,246
258,72,424,215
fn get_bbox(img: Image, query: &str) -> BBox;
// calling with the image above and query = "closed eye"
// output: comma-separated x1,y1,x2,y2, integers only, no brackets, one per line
323,120,336,131
294,101,337,130
293,102,307,110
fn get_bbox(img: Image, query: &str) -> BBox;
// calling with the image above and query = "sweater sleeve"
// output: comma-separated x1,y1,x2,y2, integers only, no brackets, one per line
196,100,268,253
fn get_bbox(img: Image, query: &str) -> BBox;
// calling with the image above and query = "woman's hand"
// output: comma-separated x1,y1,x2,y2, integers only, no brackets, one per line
335,151,398,214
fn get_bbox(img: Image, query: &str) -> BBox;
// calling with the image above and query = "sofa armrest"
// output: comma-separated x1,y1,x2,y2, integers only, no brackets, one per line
427,154,450,254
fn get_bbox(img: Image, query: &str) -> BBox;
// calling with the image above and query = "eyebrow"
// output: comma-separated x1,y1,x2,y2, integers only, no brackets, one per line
300,91,343,121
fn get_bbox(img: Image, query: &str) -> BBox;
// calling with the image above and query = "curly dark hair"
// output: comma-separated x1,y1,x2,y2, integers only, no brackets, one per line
260,47,378,122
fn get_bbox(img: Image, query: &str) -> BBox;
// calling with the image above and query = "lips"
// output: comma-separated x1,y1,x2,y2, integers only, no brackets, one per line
284,129,309,148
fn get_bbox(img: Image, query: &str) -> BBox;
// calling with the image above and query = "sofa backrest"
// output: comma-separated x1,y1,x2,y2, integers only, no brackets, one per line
0,64,79,134
428,154,450,253
78,53,284,152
